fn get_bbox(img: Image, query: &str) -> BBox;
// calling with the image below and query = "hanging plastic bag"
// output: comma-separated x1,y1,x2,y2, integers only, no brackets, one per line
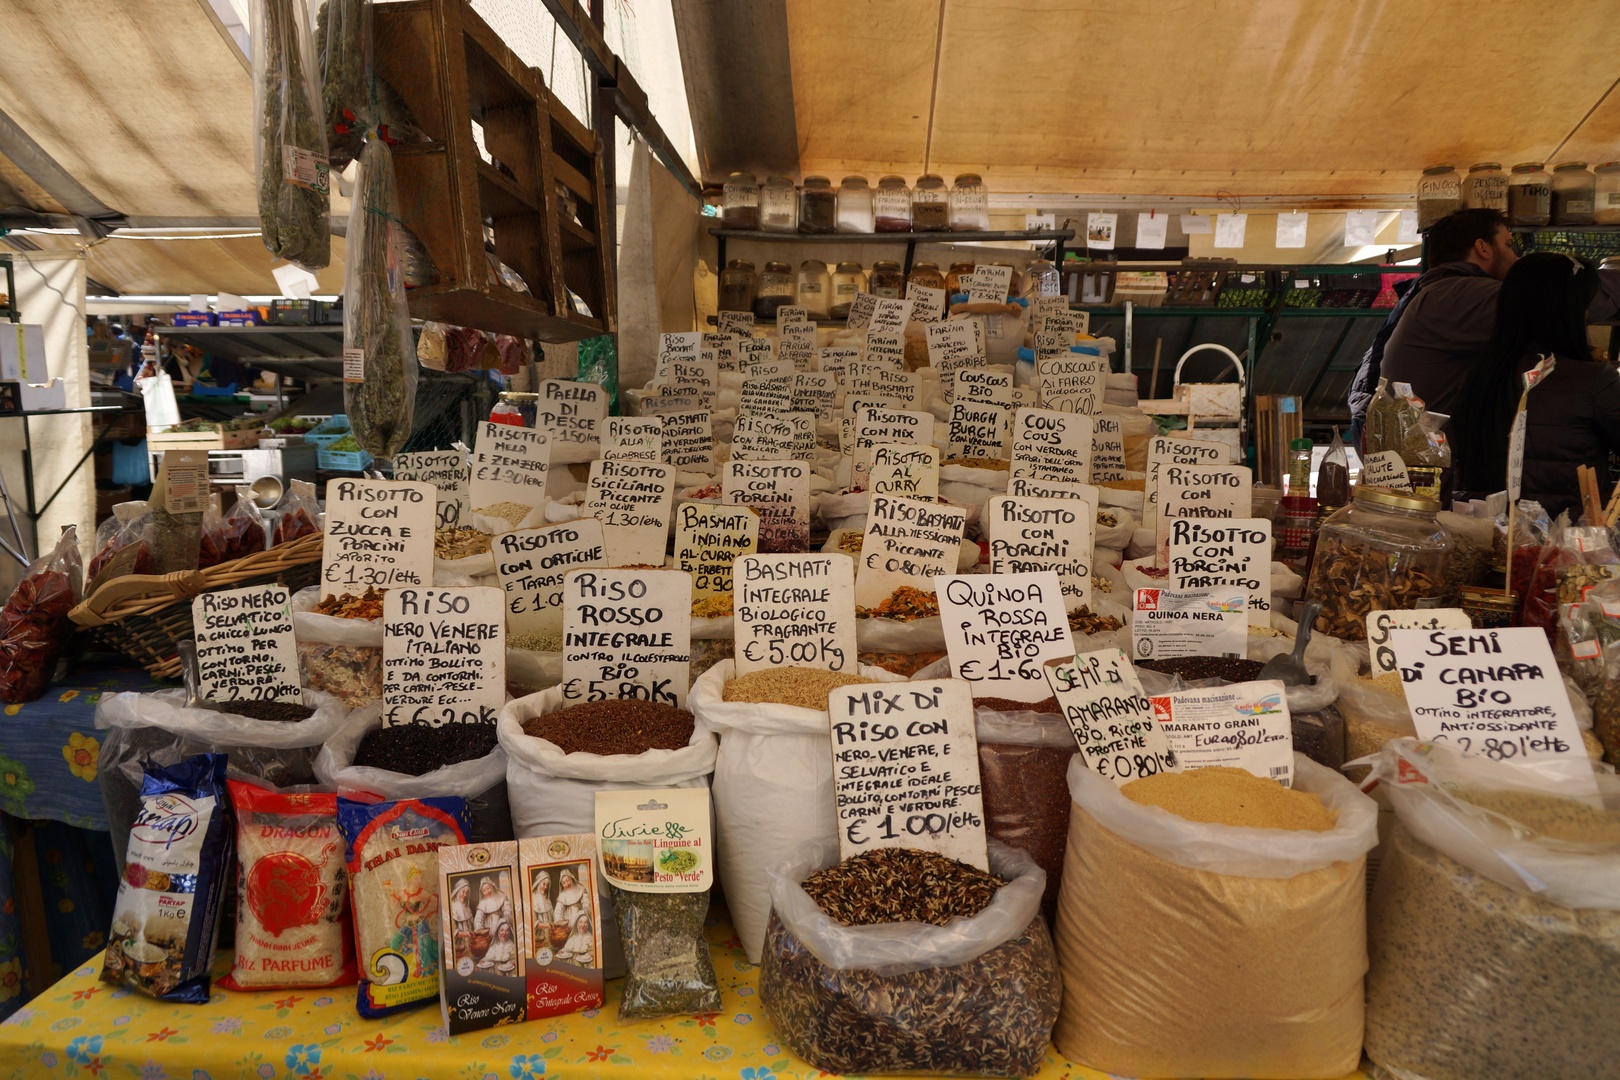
1520,513,1620,636
0,526,83,703
252,0,330,271
1361,738,1620,1080
343,135,417,461
760,838,1059,1078
315,0,371,171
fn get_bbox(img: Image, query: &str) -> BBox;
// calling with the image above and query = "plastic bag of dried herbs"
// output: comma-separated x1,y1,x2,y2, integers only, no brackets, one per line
1519,514,1620,637
315,0,370,171
1053,753,1377,1079
252,0,330,271
1558,584,1620,766
610,884,721,1021
1362,738,1620,1080
759,839,1060,1078
343,135,418,462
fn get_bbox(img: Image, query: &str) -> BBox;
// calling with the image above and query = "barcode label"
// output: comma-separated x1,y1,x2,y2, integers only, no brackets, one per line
1269,766,1291,776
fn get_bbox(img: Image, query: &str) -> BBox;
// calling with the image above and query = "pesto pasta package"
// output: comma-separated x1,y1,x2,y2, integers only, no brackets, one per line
343,135,417,462
252,0,330,271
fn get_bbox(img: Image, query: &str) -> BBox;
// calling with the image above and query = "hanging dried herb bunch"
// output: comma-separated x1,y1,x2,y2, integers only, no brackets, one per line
316,0,372,170
254,0,331,270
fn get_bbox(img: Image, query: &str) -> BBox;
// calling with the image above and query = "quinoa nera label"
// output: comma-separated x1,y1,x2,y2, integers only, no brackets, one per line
594,788,713,893
1132,587,1248,660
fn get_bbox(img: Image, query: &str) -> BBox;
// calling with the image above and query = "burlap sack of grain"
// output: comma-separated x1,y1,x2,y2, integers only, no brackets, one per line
1052,753,1378,1078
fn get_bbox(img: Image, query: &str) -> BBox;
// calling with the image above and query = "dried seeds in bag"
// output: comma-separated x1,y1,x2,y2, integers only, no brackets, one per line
343,136,417,461
221,782,358,990
100,754,234,1003
611,887,721,1021
338,794,469,1017
253,0,331,271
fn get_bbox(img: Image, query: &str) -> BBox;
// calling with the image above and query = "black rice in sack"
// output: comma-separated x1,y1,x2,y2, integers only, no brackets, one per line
759,841,1061,1078
338,794,470,1017
100,753,234,1002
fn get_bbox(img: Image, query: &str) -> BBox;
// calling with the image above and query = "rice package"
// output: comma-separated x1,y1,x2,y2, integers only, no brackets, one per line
220,782,359,991
337,795,470,1017
100,753,234,1002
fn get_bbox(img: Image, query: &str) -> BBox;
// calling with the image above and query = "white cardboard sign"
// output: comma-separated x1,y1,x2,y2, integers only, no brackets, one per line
320,478,436,593
850,364,919,407
723,459,811,553
603,416,663,462
1143,434,1227,530
469,422,551,510
382,586,506,727
855,495,967,606
1165,517,1272,625
494,519,608,635
395,450,467,529
536,379,608,449
868,297,913,334
1011,408,1094,482
668,357,719,410
561,568,692,708
862,331,907,369
737,335,777,371
733,553,857,676
1154,462,1252,562
936,572,1073,703
1367,608,1472,675
1046,648,1180,784
1132,587,1248,660
674,502,759,598
986,495,1096,611
1037,349,1106,416
716,311,754,337
583,459,677,567
791,372,838,419
829,677,988,870
192,585,300,702
739,374,795,416
1007,476,1101,505
1091,415,1129,483
853,407,935,489
908,284,945,323
947,399,1010,460
1389,626,1599,795
661,410,716,474
656,331,701,377
1150,679,1295,786
1360,450,1411,491
869,443,940,501
966,265,1013,304
925,322,980,391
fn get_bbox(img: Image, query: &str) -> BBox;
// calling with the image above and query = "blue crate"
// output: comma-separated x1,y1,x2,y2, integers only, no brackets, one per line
305,414,351,449
319,446,374,472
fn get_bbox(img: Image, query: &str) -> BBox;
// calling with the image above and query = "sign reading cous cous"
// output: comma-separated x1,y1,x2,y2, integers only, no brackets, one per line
191,585,300,701
732,553,856,676
828,678,988,870
382,587,505,728
494,519,608,635
320,478,435,593
561,568,692,708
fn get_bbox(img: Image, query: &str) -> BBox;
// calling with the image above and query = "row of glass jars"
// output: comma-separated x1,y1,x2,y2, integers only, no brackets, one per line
1418,161,1620,229
719,258,1062,320
720,173,991,233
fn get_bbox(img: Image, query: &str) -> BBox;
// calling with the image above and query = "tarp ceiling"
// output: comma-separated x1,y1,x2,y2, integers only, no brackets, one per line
680,0,1620,203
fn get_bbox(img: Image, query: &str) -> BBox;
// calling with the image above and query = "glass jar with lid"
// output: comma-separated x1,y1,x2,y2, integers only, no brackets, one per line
907,262,947,318
1552,162,1597,225
1020,259,1061,297
913,174,949,231
1416,164,1461,231
869,260,906,299
718,259,757,313
796,259,832,319
949,173,990,231
874,176,912,232
836,176,875,233
1303,485,1452,640
721,172,759,229
830,261,866,318
753,261,795,320
798,176,836,234
1462,162,1508,212
759,175,798,232
1596,163,1620,224
1508,163,1551,225
945,260,977,299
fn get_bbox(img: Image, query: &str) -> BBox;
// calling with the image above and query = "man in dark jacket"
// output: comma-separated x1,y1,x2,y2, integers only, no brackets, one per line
1345,209,1517,446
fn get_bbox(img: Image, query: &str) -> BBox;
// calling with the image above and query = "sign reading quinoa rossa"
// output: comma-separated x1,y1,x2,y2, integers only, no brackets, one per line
733,553,857,676
828,677,988,871
935,572,1073,703
675,503,759,598
723,460,810,553
469,422,550,509
854,494,967,607
1045,649,1179,785
583,459,677,567
191,585,300,702
986,495,1096,611
561,568,692,707
395,449,467,528
320,478,435,592
494,519,608,635
382,586,505,728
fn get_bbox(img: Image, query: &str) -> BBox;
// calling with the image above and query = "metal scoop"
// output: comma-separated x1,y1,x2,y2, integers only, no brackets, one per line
178,639,228,713
1258,600,1321,687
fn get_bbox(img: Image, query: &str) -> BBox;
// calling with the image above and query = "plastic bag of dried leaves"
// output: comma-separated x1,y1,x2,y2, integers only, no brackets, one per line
1559,581,1620,766
759,838,1060,1078
1520,515,1620,640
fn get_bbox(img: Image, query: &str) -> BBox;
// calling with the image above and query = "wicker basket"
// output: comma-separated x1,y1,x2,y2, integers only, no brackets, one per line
67,533,324,679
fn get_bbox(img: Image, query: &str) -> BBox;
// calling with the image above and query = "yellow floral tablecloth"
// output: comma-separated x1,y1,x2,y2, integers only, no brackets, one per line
0,904,1374,1080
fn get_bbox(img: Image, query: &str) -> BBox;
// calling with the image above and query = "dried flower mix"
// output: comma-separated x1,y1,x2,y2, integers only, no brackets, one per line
314,587,386,619
723,667,876,710
298,641,382,706
836,531,864,555
856,586,940,621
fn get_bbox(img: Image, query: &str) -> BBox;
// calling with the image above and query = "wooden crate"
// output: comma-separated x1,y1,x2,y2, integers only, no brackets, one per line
1255,394,1304,488
374,0,614,343
147,420,260,452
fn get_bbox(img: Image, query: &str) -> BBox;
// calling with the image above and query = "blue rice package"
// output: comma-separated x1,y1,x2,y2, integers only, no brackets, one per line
337,794,470,1017
99,753,234,1002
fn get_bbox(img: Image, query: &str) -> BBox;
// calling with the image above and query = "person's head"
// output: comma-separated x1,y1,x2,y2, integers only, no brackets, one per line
480,879,495,898
575,914,591,933
1453,251,1598,492
453,880,470,902
1427,208,1516,278
496,922,511,941
560,869,575,888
